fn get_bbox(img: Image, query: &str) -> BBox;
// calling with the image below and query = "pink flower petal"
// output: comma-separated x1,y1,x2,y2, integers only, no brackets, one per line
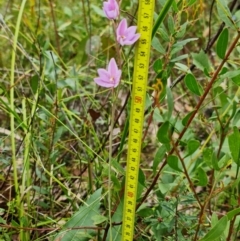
103,0,119,19
94,77,115,88
108,58,118,76
114,70,122,87
117,19,127,36
97,69,110,81
124,33,140,45
126,26,137,38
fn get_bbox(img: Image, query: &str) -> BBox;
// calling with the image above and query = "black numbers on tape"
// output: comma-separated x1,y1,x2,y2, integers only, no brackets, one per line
136,108,140,113
144,13,149,18
140,51,146,57
134,129,138,133
139,63,144,68
141,39,147,44
132,157,136,162
142,26,148,31
145,0,150,4
138,75,143,80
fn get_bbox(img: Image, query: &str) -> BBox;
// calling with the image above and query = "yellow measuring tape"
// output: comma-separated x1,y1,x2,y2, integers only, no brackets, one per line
122,0,155,240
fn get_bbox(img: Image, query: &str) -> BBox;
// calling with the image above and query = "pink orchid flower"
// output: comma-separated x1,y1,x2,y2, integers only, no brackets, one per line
94,58,122,88
103,0,119,20
116,18,140,46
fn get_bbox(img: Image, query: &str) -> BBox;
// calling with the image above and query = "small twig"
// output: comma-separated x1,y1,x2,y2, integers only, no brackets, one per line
171,140,202,207
81,0,89,35
226,215,237,241
207,0,216,50
48,0,61,57
0,224,103,231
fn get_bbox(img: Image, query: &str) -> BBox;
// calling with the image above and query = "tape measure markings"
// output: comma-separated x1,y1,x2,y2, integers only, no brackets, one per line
122,1,155,241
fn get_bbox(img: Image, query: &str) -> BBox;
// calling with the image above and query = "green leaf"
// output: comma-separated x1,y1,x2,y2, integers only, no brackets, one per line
57,78,76,90
0,216,6,224
173,38,198,47
218,154,231,169
153,145,167,173
54,188,102,241
186,139,200,156
111,174,121,191
196,167,208,186
90,4,105,17
175,22,188,38
109,200,123,240
158,183,176,195
168,15,175,34
233,109,240,126
221,69,240,79
167,155,182,172
112,159,125,175
184,73,203,96
157,121,170,144
199,216,228,241
152,0,175,39
228,126,240,165
226,207,240,220
212,152,220,171
182,111,194,126
232,73,240,86
138,168,146,187
137,205,154,217
166,87,173,120
203,148,213,167
171,45,183,55
152,37,166,54
216,28,228,59
170,54,188,63
137,173,145,200
159,27,170,42
153,59,162,73
216,0,235,29
174,62,189,72
91,215,107,225
192,49,211,73
30,75,39,94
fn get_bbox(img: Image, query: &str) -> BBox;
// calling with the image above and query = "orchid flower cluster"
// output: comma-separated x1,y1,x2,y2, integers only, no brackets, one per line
94,0,140,88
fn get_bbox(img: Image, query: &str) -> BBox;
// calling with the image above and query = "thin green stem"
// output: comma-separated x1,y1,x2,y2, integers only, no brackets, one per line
22,98,30,240
152,0,174,39
108,91,116,241
10,0,27,240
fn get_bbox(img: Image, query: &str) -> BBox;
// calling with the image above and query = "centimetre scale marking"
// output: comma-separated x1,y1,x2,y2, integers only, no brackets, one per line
121,0,154,241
